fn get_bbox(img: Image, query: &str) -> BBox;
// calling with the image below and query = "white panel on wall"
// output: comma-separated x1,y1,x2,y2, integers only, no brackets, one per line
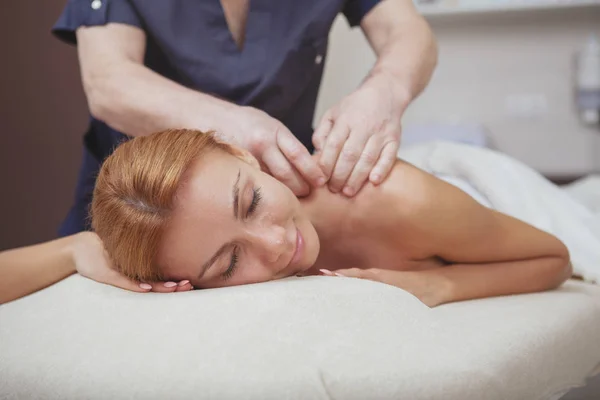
315,7,600,175
414,0,600,16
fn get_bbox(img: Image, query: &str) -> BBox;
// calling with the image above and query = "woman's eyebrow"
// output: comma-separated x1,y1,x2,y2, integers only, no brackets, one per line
232,169,241,219
198,244,229,279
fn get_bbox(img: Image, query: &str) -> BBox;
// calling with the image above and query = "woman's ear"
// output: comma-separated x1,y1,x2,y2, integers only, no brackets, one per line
229,146,261,170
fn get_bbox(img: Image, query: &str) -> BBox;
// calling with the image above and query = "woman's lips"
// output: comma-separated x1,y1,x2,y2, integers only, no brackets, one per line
290,227,304,267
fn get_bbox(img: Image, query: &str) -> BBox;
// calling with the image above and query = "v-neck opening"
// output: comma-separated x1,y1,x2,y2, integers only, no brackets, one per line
218,0,251,53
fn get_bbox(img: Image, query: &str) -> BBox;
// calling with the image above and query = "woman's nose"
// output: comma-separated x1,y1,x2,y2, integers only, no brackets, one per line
251,225,288,264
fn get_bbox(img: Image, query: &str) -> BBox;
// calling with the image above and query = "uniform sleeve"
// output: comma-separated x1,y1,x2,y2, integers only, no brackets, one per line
342,0,382,27
52,0,143,45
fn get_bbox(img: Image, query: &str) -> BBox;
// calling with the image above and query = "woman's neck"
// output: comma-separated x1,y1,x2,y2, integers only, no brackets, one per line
299,186,354,245
299,154,356,241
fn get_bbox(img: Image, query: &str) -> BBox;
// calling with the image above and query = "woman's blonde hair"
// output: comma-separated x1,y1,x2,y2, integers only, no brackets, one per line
91,129,233,282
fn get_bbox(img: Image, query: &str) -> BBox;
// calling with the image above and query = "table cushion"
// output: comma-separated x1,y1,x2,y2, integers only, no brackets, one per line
1,276,599,400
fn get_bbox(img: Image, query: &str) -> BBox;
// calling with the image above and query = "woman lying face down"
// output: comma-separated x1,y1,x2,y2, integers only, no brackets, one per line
91,129,572,306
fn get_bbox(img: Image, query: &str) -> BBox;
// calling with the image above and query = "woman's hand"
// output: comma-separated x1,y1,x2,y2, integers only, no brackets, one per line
319,267,450,308
71,232,193,293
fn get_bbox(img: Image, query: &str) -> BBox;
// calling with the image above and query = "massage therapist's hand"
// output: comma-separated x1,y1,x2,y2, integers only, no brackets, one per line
71,232,193,293
225,106,326,196
312,73,408,197
320,267,449,308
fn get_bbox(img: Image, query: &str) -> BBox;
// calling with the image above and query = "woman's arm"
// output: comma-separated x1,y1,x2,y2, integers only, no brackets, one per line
0,232,194,304
0,235,77,304
402,165,571,304
332,163,572,306
419,243,571,305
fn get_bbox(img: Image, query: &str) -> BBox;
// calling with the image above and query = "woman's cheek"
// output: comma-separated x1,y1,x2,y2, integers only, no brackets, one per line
236,266,271,285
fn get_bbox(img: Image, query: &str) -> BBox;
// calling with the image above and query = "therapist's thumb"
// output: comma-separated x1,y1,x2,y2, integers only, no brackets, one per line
276,129,326,189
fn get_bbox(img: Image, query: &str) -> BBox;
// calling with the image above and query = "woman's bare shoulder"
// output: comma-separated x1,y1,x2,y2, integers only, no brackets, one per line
348,160,440,230
342,160,446,258
368,159,439,212
314,159,445,232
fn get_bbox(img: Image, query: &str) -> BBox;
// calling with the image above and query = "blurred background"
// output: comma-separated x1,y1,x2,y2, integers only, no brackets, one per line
1,1,89,250
316,0,600,175
2,0,600,251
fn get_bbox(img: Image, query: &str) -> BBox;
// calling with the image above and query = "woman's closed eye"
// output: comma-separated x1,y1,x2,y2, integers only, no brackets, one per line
222,245,239,280
222,187,263,281
247,187,262,217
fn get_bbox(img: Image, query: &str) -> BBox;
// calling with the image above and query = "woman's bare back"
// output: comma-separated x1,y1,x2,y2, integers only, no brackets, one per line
304,160,448,274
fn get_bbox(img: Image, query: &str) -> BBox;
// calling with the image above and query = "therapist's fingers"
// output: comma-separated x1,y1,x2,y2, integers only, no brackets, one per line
369,140,399,185
340,136,383,197
318,123,350,183
277,129,326,189
263,146,310,196
327,129,370,193
312,112,333,152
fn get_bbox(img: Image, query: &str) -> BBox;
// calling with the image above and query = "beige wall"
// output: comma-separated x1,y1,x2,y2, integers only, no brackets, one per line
316,7,600,175
0,1,88,250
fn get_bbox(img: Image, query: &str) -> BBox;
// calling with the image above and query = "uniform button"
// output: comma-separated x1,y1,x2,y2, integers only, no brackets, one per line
91,0,102,10
315,54,323,65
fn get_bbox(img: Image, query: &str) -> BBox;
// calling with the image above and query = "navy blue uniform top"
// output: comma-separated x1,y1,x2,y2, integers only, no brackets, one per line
52,0,380,236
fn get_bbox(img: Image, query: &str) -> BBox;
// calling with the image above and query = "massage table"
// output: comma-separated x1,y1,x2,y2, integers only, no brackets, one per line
1,275,599,399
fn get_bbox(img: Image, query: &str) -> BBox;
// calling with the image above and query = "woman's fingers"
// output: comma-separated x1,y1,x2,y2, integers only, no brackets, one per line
147,281,179,293
332,268,369,279
320,268,365,278
175,280,194,292
100,269,152,292
105,275,193,294
146,280,194,293
320,268,381,281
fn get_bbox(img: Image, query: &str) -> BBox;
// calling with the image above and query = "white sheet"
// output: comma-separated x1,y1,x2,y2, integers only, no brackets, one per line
564,175,600,213
1,276,599,400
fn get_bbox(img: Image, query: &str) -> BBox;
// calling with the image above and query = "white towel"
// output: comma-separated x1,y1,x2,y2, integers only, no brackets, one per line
564,175,600,213
398,141,600,284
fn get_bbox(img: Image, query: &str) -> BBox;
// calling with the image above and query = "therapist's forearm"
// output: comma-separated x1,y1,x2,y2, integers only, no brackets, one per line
0,236,77,305
85,60,238,138
366,16,437,106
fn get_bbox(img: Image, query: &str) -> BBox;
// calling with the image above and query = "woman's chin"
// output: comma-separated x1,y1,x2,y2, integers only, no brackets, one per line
300,225,320,272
